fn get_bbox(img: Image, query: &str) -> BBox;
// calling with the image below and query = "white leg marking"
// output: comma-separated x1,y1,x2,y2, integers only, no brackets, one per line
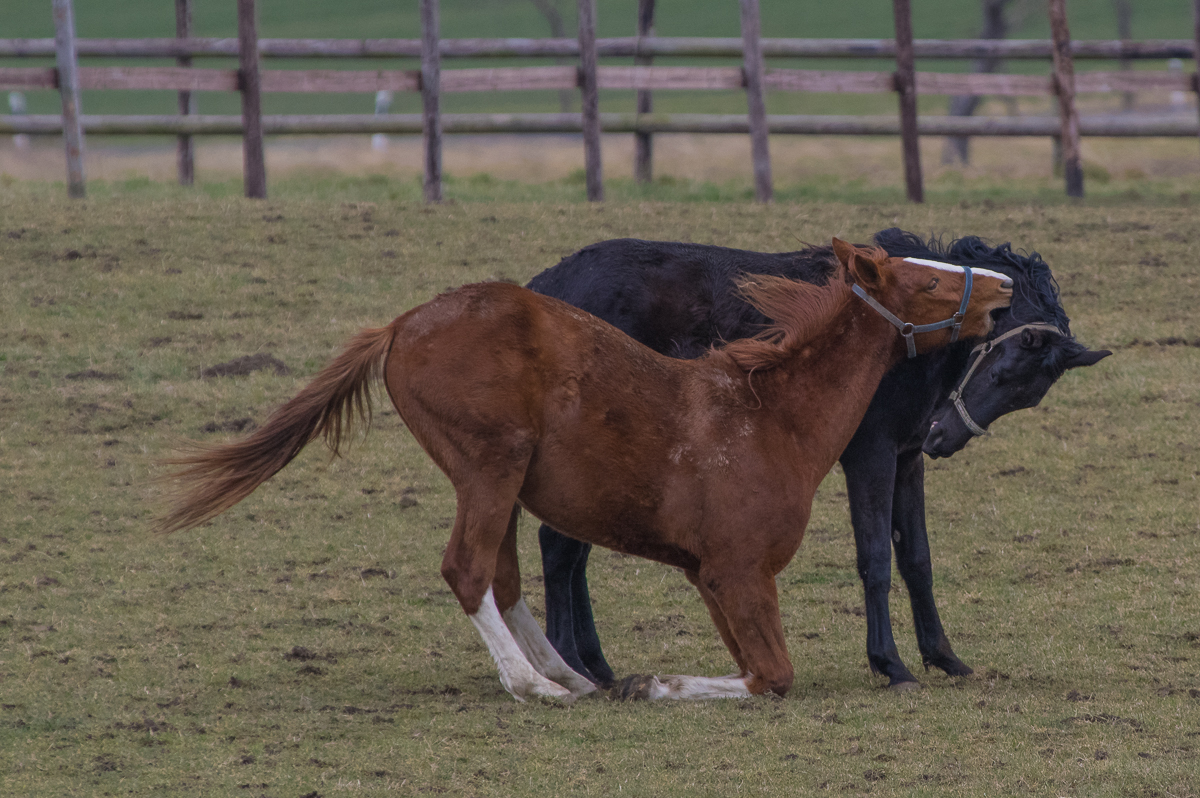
502,598,598,698
643,674,754,700
469,588,573,703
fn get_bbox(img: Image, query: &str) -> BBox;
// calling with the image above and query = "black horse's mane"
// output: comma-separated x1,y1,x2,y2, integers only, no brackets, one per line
872,228,1072,338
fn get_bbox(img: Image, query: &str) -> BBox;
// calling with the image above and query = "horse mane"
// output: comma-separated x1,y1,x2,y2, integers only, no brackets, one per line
718,267,857,372
873,228,1073,338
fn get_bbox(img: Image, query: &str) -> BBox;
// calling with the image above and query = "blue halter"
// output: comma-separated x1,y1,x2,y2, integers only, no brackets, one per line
851,265,974,359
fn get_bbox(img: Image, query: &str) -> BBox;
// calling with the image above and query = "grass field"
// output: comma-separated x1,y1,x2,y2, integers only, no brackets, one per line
1,185,1199,797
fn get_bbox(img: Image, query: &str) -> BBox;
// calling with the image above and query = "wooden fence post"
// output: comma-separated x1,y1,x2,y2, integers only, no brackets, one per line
1193,0,1200,158
175,0,195,186
634,0,655,184
237,0,267,198
1048,0,1083,198
892,0,923,203
52,0,85,198
739,0,772,203
421,0,442,203
578,0,604,201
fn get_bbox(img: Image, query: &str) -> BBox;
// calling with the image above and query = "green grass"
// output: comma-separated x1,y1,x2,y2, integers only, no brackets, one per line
1,186,1198,796
10,164,1197,208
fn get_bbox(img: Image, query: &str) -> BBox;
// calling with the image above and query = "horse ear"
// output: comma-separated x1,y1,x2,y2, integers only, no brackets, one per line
832,238,882,288
1063,348,1112,370
1020,328,1048,349
831,237,856,266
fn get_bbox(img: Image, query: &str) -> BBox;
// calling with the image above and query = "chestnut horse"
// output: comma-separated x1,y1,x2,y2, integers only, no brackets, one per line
157,240,1012,702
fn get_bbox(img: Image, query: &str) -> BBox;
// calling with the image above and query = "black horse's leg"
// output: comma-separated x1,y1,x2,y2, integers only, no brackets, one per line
891,449,973,677
842,452,921,687
566,543,616,687
537,524,612,685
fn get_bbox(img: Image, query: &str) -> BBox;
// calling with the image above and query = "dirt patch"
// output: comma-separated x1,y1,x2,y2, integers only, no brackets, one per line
200,353,290,378
285,646,337,664
1062,713,1145,731
65,369,122,381
200,417,256,434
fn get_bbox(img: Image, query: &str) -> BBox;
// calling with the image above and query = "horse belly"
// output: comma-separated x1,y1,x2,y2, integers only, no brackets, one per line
518,446,704,571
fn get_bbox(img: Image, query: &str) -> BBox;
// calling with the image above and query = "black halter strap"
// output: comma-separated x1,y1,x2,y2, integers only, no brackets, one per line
850,265,974,359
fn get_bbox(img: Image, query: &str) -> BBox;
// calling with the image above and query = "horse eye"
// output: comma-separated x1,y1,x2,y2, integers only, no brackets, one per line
926,277,939,291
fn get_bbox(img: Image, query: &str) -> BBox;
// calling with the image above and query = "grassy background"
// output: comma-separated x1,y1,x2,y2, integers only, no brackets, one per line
1,184,1198,796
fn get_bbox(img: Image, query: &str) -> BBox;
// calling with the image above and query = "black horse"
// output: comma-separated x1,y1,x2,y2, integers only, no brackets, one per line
526,229,1111,689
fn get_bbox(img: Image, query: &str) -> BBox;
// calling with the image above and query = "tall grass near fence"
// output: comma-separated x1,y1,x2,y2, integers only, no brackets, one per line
1,188,1198,796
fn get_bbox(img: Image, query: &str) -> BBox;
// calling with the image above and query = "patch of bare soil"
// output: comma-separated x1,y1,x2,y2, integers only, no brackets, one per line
199,353,290,378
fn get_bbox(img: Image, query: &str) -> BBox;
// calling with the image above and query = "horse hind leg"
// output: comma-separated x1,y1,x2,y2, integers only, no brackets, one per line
493,507,596,698
442,484,573,703
467,587,572,702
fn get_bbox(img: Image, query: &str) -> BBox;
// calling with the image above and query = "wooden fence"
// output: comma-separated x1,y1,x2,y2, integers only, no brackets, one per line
2,0,1200,201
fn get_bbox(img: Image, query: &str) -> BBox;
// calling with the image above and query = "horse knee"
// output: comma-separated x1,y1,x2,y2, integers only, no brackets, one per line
750,665,794,698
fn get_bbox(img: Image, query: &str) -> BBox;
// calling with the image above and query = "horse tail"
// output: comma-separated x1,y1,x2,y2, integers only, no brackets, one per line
155,323,398,534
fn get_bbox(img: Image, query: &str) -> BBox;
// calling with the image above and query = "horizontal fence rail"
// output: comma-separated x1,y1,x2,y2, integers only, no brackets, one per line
1,37,1197,60
2,112,1195,137
2,65,1195,96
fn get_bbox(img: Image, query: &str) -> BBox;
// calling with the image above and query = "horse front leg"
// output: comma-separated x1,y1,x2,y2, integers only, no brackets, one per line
842,450,921,688
537,525,615,686
699,566,793,697
892,449,973,677
614,567,789,701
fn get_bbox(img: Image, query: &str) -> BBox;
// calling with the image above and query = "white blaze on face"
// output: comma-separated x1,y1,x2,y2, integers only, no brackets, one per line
902,257,1009,284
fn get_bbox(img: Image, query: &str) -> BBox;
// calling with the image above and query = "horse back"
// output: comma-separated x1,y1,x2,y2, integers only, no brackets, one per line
386,281,688,467
527,239,836,359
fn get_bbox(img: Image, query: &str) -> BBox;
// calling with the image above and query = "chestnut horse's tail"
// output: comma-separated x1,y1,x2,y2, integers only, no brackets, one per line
155,323,398,534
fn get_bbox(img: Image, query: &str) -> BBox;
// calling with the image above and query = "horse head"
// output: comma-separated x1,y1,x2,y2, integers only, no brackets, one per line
832,238,1014,358
915,236,1113,459
923,320,1111,458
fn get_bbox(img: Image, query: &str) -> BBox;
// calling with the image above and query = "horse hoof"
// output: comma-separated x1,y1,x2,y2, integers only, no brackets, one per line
568,680,599,700
610,674,660,701
532,684,576,704
944,662,975,677
889,679,923,692
509,676,575,704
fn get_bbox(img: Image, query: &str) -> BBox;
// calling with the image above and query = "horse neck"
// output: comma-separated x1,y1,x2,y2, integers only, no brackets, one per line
759,299,905,474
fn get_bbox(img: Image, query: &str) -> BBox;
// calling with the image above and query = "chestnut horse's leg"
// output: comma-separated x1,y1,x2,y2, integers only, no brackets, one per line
699,567,794,697
684,569,748,674
493,509,597,698
616,567,791,701
891,449,973,677
441,487,573,703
